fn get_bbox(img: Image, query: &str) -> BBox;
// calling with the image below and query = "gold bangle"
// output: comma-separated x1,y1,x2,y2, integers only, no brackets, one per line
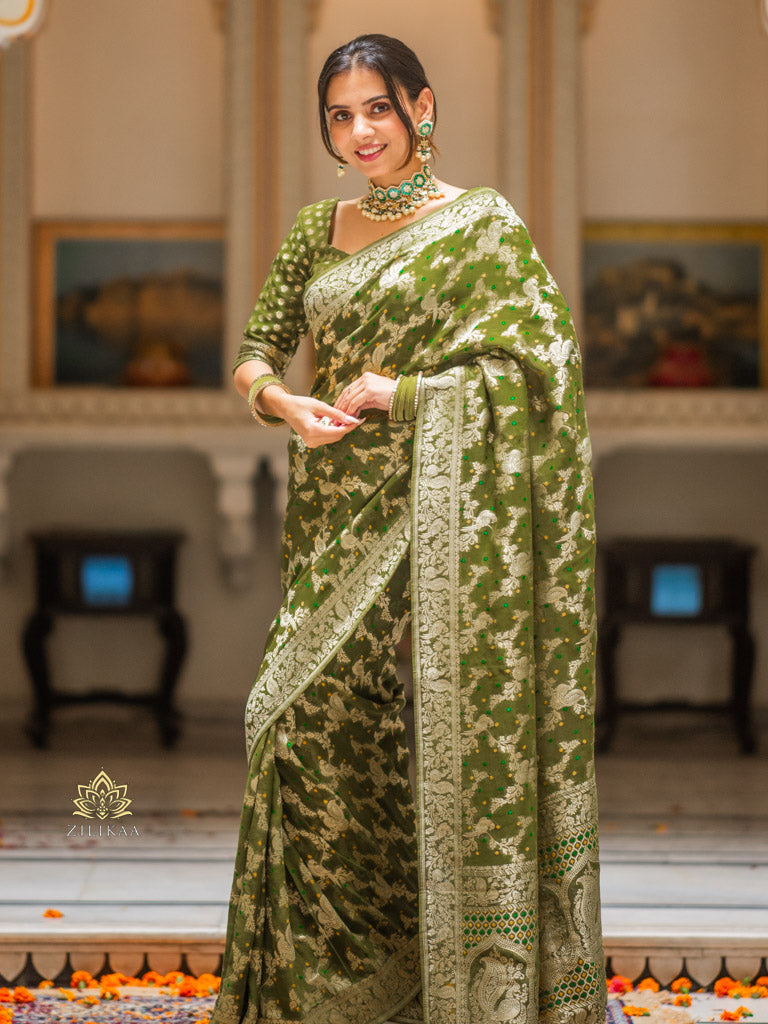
248,374,291,425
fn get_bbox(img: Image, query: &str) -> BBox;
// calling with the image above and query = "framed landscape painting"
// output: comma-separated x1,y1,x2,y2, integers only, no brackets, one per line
582,222,768,388
33,221,225,388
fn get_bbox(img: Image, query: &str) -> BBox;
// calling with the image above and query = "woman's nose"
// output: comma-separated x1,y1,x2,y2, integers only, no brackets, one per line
350,114,374,140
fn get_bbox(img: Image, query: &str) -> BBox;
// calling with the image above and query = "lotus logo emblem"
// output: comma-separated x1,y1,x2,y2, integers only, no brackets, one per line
72,768,133,819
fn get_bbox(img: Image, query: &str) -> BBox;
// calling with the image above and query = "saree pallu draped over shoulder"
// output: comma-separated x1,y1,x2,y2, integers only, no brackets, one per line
209,188,607,1024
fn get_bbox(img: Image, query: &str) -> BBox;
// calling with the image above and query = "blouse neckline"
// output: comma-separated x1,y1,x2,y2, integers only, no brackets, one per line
323,186,493,261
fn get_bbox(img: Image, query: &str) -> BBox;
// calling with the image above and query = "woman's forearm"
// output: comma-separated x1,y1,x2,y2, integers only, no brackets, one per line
233,358,296,418
233,359,276,400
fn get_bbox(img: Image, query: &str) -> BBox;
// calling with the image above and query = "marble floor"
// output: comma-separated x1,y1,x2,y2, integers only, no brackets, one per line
1,699,767,988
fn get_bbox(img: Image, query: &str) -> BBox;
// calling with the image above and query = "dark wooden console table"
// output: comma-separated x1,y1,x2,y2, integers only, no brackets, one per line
22,530,187,748
597,537,757,754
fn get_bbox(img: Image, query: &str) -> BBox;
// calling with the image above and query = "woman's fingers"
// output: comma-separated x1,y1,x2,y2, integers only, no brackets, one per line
334,372,397,416
309,399,361,426
296,399,364,448
303,419,360,449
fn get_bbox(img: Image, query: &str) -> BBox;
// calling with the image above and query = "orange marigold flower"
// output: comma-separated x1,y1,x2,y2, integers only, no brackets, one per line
71,970,98,989
141,971,165,986
58,987,76,1001
674,994,692,1006
195,974,221,995
636,979,660,992
608,975,634,994
0,990,12,1003
752,985,768,998
78,995,99,1006
720,1009,753,1021
715,977,738,998
100,987,121,1000
38,980,54,988
671,977,692,993
12,988,34,1004
176,979,199,997
99,973,131,988
42,908,63,918
0,1009,13,1024
622,1005,650,1016
757,977,768,986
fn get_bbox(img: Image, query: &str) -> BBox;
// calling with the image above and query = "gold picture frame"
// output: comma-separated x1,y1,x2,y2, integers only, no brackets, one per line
33,220,225,388
582,222,768,389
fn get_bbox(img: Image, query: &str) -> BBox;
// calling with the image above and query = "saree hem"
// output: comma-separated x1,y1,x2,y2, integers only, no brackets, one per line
299,934,420,1024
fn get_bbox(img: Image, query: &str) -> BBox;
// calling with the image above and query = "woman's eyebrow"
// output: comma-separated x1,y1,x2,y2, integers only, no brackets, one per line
327,94,389,111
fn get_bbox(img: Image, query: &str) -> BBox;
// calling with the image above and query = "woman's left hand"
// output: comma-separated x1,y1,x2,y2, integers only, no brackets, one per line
333,371,397,418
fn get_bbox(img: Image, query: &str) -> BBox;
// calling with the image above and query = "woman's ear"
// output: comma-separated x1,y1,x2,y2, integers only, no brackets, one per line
415,86,434,123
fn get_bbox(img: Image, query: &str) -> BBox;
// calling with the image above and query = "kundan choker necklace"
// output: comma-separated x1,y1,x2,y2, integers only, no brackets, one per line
358,164,445,222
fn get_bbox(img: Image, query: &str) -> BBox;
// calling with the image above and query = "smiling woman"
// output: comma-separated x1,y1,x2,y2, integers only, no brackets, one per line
209,32,606,1024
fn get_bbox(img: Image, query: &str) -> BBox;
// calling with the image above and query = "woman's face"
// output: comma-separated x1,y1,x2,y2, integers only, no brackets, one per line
325,66,431,185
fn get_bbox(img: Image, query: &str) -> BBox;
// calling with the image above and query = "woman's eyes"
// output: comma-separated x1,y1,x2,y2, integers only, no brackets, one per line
331,103,391,122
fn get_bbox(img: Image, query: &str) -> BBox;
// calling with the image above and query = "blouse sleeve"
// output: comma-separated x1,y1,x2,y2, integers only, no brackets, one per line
232,210,312,377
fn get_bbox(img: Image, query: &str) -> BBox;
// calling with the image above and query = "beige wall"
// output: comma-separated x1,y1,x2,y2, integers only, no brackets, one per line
32,0,225,219
582,0,768,219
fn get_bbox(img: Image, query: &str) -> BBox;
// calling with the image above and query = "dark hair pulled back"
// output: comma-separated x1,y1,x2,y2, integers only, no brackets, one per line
317,34,437,167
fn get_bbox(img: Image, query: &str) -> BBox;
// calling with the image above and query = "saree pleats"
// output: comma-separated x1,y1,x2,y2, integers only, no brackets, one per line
214,557,421,1024
211,187,606,1024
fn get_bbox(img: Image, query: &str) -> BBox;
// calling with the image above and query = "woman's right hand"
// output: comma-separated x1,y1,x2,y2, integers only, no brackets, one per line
260,385,363,449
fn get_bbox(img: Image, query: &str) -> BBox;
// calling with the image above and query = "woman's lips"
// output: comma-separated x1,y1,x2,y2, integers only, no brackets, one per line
355,144,386,163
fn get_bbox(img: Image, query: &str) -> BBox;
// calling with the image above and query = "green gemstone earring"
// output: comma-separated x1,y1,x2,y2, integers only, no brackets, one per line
337,162,346,178
417,119,433,163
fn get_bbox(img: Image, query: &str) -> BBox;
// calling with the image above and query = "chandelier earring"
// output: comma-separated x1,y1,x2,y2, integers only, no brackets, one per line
336,161,347,178
416,119,434,163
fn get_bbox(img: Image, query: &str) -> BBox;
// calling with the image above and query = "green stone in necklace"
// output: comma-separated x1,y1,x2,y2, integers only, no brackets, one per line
358,164,445,222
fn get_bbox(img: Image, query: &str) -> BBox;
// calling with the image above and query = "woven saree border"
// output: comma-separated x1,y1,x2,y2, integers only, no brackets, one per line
243,512,410,762
303,934,421,1024
302,188,511,336
410,367,466,1024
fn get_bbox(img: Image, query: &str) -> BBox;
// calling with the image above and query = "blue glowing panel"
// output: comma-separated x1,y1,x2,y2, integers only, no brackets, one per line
650,564,703,617
80,555,134,607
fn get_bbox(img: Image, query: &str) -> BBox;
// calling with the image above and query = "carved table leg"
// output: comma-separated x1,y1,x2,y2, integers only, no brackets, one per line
155,609,187,748
731,624,757,755
596,619,620,753
21,610,55,748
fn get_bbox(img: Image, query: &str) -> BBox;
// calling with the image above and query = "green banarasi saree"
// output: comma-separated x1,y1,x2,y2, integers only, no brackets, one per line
209,188,606,1024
